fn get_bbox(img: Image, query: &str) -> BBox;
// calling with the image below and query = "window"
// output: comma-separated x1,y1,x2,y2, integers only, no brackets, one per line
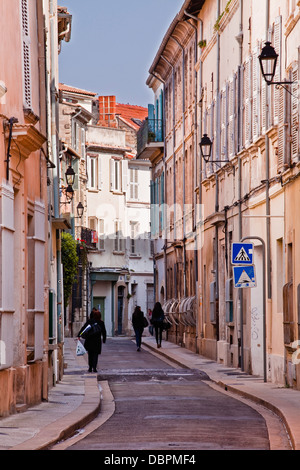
89,217,104,250
114,220,123,252
110,158,122,192
88,155,98,189
130,221,139,255
129,168,138,199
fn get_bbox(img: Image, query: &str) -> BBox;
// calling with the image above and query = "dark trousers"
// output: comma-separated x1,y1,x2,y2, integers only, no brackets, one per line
134,328,143,348
88,351,98,371
154,325,163,345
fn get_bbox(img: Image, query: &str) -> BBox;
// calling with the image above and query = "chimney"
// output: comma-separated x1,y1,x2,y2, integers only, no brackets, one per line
98,95,116,127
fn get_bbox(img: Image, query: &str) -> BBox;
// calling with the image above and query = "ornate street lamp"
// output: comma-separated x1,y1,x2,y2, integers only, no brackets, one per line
65,165,75,186
200,134,213,163
76,202,84,219
65,184,74,203
259,41,293,86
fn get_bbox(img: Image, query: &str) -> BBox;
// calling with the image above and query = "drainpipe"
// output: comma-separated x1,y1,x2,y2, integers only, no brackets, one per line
161,55,177,299
265,0,271,300
185,16,199,287
50,0,64,354
214,0,221,342
236,0,244,370
184,10,204,348
150,72,166,303
170,35,187,298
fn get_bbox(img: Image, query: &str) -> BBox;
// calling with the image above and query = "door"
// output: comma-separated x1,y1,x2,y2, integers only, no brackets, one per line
117,286,125,334
93,297,105,322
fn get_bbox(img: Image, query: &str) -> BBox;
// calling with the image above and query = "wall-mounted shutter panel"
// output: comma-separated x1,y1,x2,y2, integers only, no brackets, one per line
228,77,236,158
110,159,114,191
244,57,252,147
220,86,228,162
273,16,282,126
210,281,216,323
291,64,299,162
98,156,102,190
252,47,261,141
225,278,233,323
21,0,32,109
121,160,127,193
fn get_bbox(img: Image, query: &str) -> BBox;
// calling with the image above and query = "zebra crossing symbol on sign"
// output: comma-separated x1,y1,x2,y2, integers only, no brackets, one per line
234,247,250,263
233,265,256,288
231,243,253,265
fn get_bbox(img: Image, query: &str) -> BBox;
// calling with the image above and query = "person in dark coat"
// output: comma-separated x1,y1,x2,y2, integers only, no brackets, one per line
132,306,145,351
78,309,106,372
151,302,165,348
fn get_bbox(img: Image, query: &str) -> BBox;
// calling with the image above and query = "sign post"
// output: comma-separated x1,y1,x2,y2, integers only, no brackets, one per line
232,236,267,382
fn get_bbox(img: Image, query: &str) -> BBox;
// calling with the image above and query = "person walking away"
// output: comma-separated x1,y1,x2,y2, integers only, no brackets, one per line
132,306,145,351
78,310,107,372
151,302,165,348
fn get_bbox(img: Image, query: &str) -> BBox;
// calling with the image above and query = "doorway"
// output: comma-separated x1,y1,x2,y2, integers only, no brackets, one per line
93,297,105,322
117,286,125,334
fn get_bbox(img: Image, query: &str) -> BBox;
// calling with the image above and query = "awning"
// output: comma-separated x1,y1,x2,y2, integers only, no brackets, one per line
90,272,120,282
51,217,71,230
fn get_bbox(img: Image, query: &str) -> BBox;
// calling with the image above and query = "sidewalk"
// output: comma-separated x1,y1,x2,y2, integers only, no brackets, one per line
0,338,101,451
1,335,300,450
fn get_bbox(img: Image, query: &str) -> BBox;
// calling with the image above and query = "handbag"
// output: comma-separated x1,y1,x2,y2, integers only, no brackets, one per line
143,317,149,327
76,339,87,356
162,319,171,331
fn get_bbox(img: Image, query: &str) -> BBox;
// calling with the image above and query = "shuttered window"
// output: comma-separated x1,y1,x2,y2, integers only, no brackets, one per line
291,64,299,162
21,0,32,109
129,168,138,200
252,46,261,141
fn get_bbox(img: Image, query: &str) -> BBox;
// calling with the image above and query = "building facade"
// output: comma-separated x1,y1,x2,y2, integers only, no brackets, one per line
86,98,153,336
141,0,300,388
0,0,71,416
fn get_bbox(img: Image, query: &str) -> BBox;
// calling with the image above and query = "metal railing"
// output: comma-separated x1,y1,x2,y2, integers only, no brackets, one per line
137,118,164,155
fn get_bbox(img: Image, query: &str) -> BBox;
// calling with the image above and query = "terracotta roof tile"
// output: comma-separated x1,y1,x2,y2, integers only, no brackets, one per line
116,103,148,130
59,83,97,96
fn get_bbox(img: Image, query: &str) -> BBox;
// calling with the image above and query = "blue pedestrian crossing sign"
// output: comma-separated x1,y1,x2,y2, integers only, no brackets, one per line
233,265,256,288
231,242,253,265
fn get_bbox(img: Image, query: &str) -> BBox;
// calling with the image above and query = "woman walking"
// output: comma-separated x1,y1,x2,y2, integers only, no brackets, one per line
151,302,165,348
132,306,146,351
78,309,106,372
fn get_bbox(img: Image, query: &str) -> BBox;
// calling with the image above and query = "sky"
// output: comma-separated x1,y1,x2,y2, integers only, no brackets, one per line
58,0,184,108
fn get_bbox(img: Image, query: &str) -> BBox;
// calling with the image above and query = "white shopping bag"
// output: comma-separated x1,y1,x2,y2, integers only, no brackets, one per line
76,339,87,356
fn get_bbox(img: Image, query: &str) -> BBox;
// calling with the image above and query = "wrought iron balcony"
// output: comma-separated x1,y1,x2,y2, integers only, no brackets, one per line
137,118,164,159
80,227,98,250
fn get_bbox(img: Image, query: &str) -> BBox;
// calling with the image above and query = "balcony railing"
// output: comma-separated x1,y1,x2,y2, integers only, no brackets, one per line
137,118,164,156
80,227,98,250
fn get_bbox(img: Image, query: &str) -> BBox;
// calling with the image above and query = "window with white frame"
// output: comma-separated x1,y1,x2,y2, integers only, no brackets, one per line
114,220,123,252
110,158,122,192
88,155,98,189
129,168,138,200
130,221,139,255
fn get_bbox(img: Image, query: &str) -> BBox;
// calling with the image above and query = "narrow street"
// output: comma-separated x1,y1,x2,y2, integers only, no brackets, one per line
62,337,276,451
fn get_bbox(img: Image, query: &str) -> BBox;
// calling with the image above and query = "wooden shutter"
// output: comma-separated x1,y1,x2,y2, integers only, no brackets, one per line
252,46,261,141
273,17,282,126
244,57,252,147
21,0,32,108
220,86,228,162
228,76,236,158
291,64,299,162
